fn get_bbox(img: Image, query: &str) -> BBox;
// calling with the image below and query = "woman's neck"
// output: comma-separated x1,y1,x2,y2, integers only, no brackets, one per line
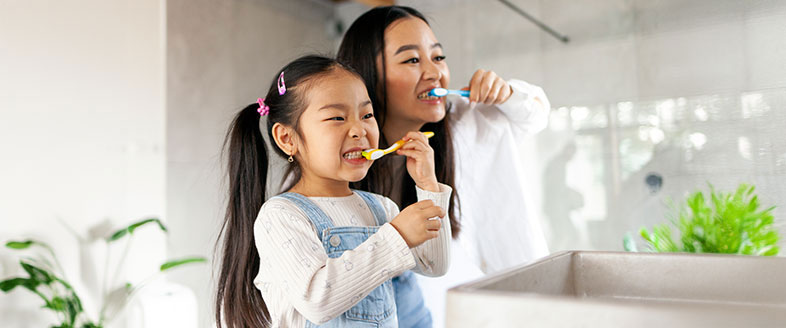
382,116,424,144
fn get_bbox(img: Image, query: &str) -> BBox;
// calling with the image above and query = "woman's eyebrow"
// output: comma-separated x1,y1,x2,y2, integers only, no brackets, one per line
394,43,443,55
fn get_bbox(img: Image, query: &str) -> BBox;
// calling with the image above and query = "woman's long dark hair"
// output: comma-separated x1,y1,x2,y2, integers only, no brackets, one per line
216,55,357,328
337,6,461,238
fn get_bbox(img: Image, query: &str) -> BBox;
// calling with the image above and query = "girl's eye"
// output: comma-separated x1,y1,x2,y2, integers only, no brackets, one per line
363,113,374,119
403,58,419,64
327,117,345,121
434,55,446,62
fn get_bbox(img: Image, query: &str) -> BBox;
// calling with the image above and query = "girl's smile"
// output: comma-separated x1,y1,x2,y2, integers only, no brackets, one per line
341,147,367,165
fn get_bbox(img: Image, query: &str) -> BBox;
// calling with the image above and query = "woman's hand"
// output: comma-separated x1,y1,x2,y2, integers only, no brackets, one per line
464,69,513,105
396,131,439,192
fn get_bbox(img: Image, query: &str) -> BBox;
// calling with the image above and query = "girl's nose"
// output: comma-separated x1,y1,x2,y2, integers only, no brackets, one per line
349,124,367,139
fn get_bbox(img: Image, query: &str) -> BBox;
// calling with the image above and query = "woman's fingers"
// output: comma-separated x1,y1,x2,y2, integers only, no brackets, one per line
468,69,485,103
496,82,513,104
479,71,498,104
486,77,508,104
467,69,511,105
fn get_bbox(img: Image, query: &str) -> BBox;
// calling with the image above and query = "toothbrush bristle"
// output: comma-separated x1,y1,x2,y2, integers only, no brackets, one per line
429,88,448,97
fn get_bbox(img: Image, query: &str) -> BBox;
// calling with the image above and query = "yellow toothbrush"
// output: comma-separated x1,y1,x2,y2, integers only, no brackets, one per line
362,131,434,160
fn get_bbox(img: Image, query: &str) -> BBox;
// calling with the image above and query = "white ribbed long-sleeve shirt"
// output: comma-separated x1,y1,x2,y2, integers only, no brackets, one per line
253,184,452,327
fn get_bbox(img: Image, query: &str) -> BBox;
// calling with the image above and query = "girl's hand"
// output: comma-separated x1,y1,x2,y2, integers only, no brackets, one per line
464,69,513,105
390,200,445,248
396,131,439,192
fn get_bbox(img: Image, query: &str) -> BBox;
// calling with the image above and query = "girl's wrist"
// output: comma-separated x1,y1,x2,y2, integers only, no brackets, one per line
417,179,440,192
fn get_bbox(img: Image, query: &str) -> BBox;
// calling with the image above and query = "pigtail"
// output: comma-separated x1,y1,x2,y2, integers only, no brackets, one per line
216,104,270,327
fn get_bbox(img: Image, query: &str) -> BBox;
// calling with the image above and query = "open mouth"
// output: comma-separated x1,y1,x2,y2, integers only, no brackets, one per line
417,90,440,100
342,150,363,160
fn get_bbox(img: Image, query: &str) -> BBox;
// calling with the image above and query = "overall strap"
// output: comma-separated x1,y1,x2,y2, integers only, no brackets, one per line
275,192,334,241
354,190,388,226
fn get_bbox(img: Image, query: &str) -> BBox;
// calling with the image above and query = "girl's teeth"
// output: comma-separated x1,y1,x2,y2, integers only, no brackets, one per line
343,151,362,159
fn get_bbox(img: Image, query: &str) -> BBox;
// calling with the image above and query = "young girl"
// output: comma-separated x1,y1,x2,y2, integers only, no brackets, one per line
215,55,452,328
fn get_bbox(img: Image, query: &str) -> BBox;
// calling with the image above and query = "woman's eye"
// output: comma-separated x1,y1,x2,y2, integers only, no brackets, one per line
403,58,419,64
434,55,446,62
327,117,345,121
363,113,374,119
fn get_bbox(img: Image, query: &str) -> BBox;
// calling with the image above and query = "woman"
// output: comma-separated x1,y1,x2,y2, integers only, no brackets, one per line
337,5,551,327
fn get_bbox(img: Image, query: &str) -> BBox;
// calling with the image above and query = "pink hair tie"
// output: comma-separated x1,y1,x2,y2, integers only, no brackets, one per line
257,98,270,116
277,71,286,95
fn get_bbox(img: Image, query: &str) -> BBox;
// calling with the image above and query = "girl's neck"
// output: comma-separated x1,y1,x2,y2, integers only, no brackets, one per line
288,174,353,197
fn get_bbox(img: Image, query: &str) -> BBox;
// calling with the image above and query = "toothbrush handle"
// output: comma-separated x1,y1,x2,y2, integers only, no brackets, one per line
384,132,435,154
449,89,470,97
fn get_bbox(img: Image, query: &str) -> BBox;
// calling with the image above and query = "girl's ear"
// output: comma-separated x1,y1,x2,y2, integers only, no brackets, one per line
271,122,298,157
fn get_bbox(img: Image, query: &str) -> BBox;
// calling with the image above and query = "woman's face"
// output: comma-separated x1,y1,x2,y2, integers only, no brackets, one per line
379,17,450,128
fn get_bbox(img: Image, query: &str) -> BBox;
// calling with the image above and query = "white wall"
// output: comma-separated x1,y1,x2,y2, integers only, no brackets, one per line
0,0,165,326
165,0,335,327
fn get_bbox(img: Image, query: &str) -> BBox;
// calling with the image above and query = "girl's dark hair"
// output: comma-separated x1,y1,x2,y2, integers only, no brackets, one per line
216,55,358,328
337,6,461,238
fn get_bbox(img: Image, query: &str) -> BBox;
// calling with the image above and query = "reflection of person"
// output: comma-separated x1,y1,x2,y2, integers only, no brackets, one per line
337,6,551,326
544,141,585,251
215,56,451,327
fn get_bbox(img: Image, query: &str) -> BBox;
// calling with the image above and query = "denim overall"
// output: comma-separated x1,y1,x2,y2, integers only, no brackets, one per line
277,191,432,328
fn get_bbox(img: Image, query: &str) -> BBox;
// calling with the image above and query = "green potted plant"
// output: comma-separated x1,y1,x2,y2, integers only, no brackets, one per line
624,183,780,255
0,218,205,328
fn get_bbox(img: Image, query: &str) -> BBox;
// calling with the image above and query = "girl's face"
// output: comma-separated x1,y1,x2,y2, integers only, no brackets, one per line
379,17,450,127
295,70,379,185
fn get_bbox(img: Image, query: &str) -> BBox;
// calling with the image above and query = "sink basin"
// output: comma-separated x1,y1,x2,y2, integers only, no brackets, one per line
446,251,786,327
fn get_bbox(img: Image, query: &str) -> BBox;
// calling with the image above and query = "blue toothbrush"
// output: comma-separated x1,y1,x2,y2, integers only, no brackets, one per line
428,88,470,97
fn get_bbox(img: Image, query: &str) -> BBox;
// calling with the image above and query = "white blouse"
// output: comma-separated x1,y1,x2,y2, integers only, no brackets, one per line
417,79,551,328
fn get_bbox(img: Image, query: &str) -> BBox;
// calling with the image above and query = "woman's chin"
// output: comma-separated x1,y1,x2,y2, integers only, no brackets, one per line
422,109,446,123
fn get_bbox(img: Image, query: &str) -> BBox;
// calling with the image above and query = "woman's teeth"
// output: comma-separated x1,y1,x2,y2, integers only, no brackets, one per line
343,151,362,160
418,91,439,100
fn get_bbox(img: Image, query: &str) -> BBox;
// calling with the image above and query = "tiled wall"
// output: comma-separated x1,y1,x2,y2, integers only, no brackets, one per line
340,0,786,252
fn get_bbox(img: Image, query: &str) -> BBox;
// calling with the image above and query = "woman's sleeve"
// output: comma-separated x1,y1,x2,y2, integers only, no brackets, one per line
378,183,453,277
254,199,416,324
495,79,551,135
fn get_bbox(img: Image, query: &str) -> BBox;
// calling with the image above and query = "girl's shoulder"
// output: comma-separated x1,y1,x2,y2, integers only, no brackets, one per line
353,190,396,208
254,195,319,235
257,195,310,222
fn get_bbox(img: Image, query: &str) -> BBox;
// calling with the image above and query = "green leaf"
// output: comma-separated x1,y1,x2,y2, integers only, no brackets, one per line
622,233,638,252
107,218,167,242
20,261,55,285
45,296,67,311
0,277,38,292
160,257,206,271
6,240,35,249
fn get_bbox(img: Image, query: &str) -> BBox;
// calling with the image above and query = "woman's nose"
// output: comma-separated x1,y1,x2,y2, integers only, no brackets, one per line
422,61,442,81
